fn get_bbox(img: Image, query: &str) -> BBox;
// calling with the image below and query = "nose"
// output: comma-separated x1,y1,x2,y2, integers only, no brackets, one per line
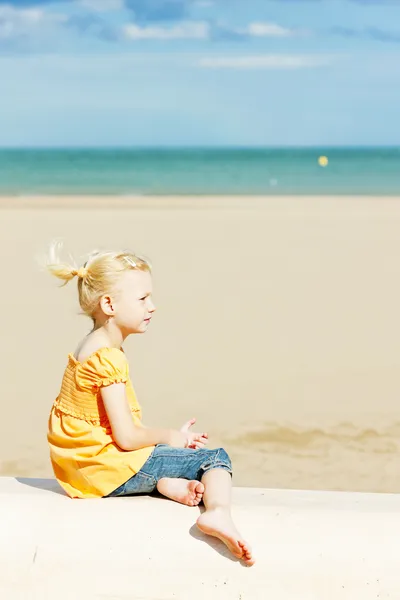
148,298,156,313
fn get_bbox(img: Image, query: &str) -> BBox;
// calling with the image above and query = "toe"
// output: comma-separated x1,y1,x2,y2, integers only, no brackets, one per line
239,542,254,564
232,540,244,555
245,557,255,566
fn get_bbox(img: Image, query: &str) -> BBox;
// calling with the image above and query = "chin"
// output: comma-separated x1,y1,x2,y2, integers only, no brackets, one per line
124,324,146,335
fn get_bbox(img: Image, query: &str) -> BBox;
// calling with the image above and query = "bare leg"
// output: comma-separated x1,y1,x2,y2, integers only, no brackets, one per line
196,469,254,566
157,478,204,507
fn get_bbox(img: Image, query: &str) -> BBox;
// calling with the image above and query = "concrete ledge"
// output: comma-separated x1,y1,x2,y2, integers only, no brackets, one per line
1,477,399,599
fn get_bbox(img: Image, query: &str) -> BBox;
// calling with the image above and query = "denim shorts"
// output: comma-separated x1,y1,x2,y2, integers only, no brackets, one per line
107,445,232,497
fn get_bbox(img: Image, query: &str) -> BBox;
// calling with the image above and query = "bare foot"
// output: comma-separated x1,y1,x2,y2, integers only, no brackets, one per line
196,508,255,566
156,478,204,507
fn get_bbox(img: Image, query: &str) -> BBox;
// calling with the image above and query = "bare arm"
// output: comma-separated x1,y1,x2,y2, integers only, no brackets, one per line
101,383,174,451
101,383,209,451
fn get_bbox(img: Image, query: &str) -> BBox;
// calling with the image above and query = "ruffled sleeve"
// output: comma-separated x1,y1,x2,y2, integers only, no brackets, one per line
76,348,129,391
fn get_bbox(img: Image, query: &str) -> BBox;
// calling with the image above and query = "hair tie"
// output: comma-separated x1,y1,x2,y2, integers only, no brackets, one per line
72,267,87,279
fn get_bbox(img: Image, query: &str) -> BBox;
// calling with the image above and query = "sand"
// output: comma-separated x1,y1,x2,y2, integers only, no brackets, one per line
1,195,400,492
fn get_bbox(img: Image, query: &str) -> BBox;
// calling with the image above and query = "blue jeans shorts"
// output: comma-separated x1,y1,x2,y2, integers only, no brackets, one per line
106,445,232,497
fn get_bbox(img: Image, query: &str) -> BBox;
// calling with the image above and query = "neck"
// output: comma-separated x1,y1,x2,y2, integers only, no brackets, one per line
92,318,126,348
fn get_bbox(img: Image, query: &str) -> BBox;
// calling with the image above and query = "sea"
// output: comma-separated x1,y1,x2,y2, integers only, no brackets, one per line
1,147,400,196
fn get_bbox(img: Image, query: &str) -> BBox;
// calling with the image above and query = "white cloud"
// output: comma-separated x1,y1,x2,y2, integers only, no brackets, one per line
0,5,66,40
198,55,333,70
77,0,125,12
246,22,293,37
122,19,297,43
123,21,209,40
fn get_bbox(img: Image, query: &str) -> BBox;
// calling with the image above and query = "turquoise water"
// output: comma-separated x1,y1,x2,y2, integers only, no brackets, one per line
1,148,400,195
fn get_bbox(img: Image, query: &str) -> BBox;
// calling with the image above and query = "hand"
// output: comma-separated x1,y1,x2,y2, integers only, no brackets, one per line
166,429,188,448
180,418,208,450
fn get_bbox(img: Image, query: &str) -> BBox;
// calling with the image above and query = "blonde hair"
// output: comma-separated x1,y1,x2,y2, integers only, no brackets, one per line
46,241,151,318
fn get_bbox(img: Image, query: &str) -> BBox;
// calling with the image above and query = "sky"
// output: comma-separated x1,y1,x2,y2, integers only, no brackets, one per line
1,0,400,147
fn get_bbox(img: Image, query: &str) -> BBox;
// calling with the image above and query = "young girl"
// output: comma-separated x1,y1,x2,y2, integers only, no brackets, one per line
46,243,254,566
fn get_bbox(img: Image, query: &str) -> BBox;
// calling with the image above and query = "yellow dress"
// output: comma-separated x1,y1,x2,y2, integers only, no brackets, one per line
47,347,154,498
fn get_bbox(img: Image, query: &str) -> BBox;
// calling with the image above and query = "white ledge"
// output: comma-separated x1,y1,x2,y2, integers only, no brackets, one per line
1,477,399,599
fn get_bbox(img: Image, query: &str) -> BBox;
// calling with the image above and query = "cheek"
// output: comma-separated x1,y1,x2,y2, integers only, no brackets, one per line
118,299,139,320
129,301,145,319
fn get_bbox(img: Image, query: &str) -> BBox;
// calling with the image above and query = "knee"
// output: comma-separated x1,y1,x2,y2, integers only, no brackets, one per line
200,447,232,476
215,447,232,470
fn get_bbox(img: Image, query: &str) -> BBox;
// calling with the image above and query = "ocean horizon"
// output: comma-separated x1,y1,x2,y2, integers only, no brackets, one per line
1,147,400,196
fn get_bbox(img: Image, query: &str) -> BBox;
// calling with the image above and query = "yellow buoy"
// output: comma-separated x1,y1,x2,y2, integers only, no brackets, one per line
318,155,328,167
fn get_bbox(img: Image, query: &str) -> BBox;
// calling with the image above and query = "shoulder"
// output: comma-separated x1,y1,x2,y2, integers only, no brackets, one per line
75,347,129,389
75,345,125,364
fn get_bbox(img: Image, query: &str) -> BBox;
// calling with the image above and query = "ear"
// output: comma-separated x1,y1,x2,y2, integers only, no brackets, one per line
99,294,115,317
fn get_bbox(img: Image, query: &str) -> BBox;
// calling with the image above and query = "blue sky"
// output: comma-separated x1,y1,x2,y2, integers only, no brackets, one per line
1,0,400,147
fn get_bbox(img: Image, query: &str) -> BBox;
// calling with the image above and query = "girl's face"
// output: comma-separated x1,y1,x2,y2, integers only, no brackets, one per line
102,269,156,334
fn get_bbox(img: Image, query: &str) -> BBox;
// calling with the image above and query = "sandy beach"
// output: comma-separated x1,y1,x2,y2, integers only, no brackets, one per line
1,195,400,492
